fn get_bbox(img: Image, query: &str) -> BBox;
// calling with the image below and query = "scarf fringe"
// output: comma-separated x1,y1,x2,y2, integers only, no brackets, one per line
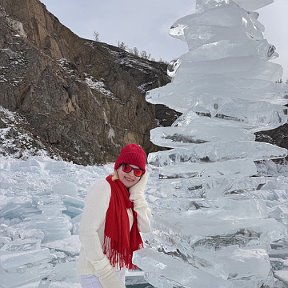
103,236,142,270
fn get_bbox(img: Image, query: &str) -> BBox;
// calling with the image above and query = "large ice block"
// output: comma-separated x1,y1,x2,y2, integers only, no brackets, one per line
148,142,287,165
139,0,288,286
195,0,274,12
134,248,233,288
0,248,52,288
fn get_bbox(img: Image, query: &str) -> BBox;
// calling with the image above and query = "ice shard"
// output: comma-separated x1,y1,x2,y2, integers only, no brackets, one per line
0,157,101,287
134,0,288,287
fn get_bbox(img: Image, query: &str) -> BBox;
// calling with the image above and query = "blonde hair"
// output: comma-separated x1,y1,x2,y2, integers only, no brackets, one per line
111,170,118,181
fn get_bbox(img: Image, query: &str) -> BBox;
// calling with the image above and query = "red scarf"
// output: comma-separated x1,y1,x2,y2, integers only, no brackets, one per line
103,175,143,270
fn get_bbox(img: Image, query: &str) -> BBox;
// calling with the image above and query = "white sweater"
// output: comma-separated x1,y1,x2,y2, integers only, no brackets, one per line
77,173,151,278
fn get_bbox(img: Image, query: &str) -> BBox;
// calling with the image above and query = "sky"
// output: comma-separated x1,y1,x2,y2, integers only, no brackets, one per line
40,0,287,80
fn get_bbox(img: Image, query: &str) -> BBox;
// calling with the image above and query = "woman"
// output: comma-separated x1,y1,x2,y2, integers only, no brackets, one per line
78,143,152,288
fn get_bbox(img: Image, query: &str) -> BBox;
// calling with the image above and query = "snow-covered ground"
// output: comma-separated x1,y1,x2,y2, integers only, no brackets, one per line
0,153,288,288
0,155,153,287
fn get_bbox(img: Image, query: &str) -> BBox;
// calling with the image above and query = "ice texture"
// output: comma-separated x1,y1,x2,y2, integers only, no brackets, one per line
133,0,288,287
195,0,274,13
1,160,287,287
0,155,150,287
0,157,110,288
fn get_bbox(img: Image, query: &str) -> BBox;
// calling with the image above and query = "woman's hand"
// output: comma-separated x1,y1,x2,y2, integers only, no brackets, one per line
129,171,149,201
129,171,152,233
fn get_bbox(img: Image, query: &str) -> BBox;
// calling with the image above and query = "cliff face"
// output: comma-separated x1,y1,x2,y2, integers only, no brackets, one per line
0,0,173,164
1,0,287,165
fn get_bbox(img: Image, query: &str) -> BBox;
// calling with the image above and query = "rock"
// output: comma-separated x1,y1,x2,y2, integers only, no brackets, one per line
0,0,172,165
0,0,287,164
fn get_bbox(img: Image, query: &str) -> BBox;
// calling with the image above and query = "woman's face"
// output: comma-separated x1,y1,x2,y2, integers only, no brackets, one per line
117,164,142,188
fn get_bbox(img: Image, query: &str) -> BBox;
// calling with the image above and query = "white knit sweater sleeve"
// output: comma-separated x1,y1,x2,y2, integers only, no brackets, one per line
79,179,113,278
129,172,152,233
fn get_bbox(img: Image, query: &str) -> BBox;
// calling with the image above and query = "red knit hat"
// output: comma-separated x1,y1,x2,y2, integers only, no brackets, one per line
114,144,147,172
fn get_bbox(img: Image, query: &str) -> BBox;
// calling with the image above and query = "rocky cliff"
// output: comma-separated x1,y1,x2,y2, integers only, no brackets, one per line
0,0,176,165
0,0,287,165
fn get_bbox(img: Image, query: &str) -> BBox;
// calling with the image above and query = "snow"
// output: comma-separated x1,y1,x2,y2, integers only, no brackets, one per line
1,0,288,286
84,76,114,97
1,154,286,287
0,155,150,287
6,18,27,38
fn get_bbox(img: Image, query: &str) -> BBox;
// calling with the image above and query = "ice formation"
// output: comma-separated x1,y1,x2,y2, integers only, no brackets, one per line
0,157,110,287
0,158,88,287
0,155,152,287
133,0,288,287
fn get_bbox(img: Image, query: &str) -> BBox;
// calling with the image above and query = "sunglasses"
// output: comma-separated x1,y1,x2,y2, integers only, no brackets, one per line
121,164,144,177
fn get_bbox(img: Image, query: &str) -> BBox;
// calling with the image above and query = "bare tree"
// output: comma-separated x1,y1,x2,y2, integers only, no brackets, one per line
93,32,100,42
117,41,127,50
140,50,151,60
132,47,139,56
